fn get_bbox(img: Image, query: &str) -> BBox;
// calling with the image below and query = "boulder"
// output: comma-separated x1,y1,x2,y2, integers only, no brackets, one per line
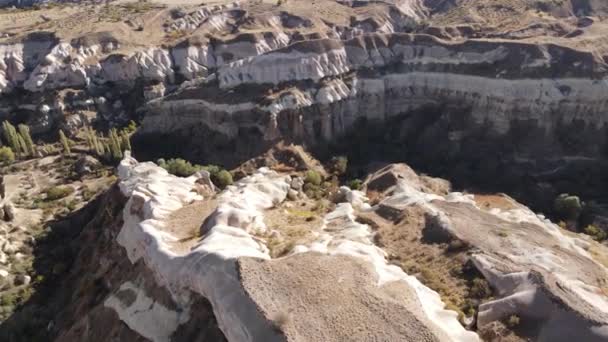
287,189,298,201
14,274,31,286
290,176,304,191
75,155,101,177
3,202,15,221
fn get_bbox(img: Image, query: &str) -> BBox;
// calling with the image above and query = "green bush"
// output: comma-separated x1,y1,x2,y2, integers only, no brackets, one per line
304,170,322,186
470,278,492,299
506,315,520,328
329,156,348,175
45,186,74,201
211,169,233,189
0,146,14,164
158,158,201,177
583,225,607,241
347,179,363,190
554,193,582,220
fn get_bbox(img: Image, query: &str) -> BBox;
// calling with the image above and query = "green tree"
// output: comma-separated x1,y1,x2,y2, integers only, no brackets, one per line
2,121,19,157
120,130,132,151
107,128,124,161
329,156,348,175
554,193,583,221
59,130,71,156
17,124,35,156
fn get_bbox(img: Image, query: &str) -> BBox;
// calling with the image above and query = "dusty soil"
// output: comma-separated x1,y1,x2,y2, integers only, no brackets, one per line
238,253,451,342
356,205,482,320
473,193,522,212
164,198,218,253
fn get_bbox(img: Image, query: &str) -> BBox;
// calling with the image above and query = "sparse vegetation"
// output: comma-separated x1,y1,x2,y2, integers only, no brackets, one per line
59,130,71,156
85,126,131,162
347,179,363,190
0,146,15,165
328,156,348,175
2,121,37,159
470,278,492,299
44,186,74,201
304,170,322,186
158,158,201,177
506,314,520,328
18,124,36,156
211,169,233,189
583,225,607,242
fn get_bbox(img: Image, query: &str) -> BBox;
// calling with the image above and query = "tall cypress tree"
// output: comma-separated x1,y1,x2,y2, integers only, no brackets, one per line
59,130,71,156
18,124,35,157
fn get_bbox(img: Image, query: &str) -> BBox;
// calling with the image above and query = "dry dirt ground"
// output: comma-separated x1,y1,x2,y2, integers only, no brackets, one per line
238,253,451,342
164,198,218,253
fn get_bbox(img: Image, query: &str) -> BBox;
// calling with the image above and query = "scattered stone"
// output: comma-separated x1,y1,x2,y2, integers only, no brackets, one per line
287,189,298,201
75,155,102,177
3,202,15,221
0,269,8,278
290,177,304,191
194,170,216,195
2,240,18,254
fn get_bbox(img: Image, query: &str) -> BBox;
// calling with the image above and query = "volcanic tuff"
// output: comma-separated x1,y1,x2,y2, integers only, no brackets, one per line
41,153,607,342
0,0,608,341
0,0,601,206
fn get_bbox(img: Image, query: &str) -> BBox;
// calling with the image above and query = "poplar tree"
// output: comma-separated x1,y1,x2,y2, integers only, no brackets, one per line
59,130,71,156
18,124,35,156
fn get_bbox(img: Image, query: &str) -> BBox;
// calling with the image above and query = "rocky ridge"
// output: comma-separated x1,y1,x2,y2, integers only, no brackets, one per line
61,153,608,342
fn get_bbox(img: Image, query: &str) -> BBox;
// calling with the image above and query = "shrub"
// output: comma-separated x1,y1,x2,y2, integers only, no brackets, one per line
0,146,14,164
211,169,233,189
583,225,607,241
329,156,348,175
554,193,582,220
304,170,322,186
506,315,520,328
45,186,74,201
124,120,137,134
159,158,201,177
347,179,363,190
470,278,492,298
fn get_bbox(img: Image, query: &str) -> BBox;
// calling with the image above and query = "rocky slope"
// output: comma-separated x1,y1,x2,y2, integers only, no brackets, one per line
20,153,605,342
0,2,606,200
0,1,607,340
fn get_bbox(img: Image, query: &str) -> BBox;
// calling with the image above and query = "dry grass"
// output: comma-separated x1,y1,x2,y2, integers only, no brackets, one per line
358,205,493,322
261,200,324,258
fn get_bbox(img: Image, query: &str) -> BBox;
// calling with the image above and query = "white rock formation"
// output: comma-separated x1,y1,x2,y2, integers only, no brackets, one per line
111,154,480,342
375,166,608,341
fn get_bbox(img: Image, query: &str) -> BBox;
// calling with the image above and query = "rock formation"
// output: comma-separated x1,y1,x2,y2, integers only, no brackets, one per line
43,154,606,342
